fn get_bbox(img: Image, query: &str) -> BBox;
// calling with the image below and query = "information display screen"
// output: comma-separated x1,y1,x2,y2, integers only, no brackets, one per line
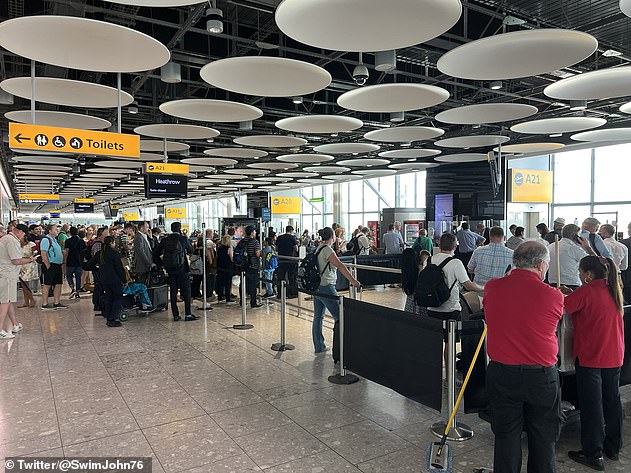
74,203,94,214
144,173,188,199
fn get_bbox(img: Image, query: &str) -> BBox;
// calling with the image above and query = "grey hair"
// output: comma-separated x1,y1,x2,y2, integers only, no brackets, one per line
562,223,581,240
582,217,600,229
600,224,615,237
513,240,550,269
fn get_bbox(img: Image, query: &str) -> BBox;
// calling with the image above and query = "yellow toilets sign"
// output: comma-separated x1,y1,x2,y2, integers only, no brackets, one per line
509,169,553,203
165,207,186,219
271,196,302,214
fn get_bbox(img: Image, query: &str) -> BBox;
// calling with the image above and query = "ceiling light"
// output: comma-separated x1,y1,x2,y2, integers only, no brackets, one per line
569,99,587,110
128,100,139,114
390,112,405,123
490,81,503,90
549,133,563,138
375,50,397,72
502,15,526,26
401,142,412,147
161,62,181,84
292,96,303,104
206,138,214,143
0,89,13,105
330,133,338,137
239,120,252,131
603,49,623,57
352,52,369,86
206,7,224,34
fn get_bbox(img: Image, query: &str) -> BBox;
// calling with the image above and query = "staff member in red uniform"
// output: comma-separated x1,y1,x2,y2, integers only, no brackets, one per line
563,256,624,471
484,241,564,473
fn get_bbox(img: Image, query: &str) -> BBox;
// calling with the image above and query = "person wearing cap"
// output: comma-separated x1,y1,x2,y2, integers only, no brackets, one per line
544,217,565,244
0,224,37,340
581,217,612,259
241,225,262,309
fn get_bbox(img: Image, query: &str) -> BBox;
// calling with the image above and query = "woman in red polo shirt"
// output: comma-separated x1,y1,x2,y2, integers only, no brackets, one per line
563,256,625,470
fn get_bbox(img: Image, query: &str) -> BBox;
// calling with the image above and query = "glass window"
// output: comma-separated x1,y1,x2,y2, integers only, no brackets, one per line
594,144,631,202
398,173,416,207
363,180,379,211
552,205,591,227
348,181,363,212
553,149,591,204
593,204,631,232
379,175,396,208
348,213,364,233
416,171,427,208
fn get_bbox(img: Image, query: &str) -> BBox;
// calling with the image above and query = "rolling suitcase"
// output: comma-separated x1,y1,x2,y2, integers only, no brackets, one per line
148,284,168,311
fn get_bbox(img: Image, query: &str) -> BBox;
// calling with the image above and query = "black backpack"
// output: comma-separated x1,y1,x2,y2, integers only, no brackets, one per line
161,235,185,271
80,247,92,270
343,236,361,256
298,246,330,292
414,256,458,308
233,239,249,271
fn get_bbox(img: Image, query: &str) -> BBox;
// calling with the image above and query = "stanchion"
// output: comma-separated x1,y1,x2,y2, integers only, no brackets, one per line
197,222,212,313
328,295,359,385
271,280,294,351
233,272,253,330
431,319,473,441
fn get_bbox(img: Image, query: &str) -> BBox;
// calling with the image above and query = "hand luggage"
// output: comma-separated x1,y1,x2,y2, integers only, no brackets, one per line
148,284,168,311
149,268,167,286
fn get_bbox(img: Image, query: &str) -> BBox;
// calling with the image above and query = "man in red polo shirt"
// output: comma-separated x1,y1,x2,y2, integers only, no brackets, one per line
484,240,564,473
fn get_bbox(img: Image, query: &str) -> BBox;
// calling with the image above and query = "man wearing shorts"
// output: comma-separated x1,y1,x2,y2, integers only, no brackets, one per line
0,224,36,339
41,224,67,310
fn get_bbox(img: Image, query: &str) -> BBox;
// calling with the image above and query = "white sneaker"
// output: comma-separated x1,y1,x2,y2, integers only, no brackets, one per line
12,323,23,333
0,330,15,340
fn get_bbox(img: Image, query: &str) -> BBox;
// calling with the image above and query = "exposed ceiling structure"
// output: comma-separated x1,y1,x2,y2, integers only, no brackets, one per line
1,0,631,213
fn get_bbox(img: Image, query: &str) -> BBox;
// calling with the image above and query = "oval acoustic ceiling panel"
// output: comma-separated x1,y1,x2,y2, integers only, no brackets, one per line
134,124,220,140
234,135,307,148
437,29,598,80
5,110,111,130
200,57,331,97
336,158,390,167
622,0,631,17
544,66,631,100
364,126,444,143
510,117,606,134
275,0,462,52
435,103,538,124
276,115,363,134
379,149,441,159
105,0,205,6
203,148,268,159
313,143,380,154
181,157,238,166
338,84,449,113
160,99,263,123
276,154,334,164
0,16,170,73
494,143,565,154
570,128,631,142
435,135,510,149
140,140,189,153
435,153,488,163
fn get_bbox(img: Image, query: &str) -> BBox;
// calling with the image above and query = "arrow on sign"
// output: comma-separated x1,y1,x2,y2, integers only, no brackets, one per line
14,133,31,144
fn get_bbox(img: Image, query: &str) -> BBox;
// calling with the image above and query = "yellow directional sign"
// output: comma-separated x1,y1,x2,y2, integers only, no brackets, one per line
165,207,186,219
145,162,189,175
9,122,140,158
74,198,95,204
19,193,60,204
110,204,120,211
122,211,139,221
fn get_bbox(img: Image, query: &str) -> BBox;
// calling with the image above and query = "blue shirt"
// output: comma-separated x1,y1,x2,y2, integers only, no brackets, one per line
383,231,404,254
467,242,514,286
41,235,64,264
580,230,612,259
456,229,485,253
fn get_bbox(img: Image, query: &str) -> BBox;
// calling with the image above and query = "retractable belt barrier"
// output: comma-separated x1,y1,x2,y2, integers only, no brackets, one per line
233,272,253,330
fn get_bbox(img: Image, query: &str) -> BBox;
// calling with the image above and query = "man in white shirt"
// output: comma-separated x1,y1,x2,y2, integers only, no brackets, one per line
357,227,371,256
600,224,628,272
547,224,589,289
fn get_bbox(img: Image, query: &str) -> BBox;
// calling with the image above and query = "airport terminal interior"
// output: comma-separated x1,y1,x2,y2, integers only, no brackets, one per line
3,1,631,472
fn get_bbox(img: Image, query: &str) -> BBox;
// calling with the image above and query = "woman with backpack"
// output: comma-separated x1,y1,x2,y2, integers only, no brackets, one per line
262,238,277,298
88,236,125,327
401,248,429,316
216,234,236,304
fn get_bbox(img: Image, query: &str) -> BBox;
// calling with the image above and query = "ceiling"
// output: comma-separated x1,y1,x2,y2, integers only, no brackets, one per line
1,0,631,213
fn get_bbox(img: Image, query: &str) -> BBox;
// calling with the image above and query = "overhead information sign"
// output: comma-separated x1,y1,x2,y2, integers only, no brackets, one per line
50,212,61,218
271,196,301,214
110,204,120,211
19,193,60,204
122,211,139,221
74,198,95,204
145,173,188,199
9,122,140,158
165,207,186,219
145,162,189,175
74,202,94,214
509,169,553,203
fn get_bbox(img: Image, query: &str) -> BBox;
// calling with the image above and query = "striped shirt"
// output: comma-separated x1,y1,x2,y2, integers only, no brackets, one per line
468,243,514,286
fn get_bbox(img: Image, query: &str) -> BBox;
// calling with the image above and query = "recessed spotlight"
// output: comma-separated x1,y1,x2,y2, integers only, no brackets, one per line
549,133,563,138
292,96,303,104
490,81,503,90
390,111,405,123
330,133,338,137
401,142,412,147
128,100,139,114
603,49,623,57
240,120,253,131
206,138,214,143
569,99,587,111
161,62,181,83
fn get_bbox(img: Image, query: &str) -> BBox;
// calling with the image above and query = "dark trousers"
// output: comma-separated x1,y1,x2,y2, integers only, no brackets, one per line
622,269,631,304
92,270,104,309
276,263,298,297
168,270,192,318
192,273,216,298
102,281,123,323
487,362,561,473
243,269,259,307
455,250,473,268
216,270,233,302
66,266,82,292
575,362,623,459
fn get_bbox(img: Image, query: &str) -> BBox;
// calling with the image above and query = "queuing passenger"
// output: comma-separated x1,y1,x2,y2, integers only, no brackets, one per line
40,224,67,311
506,226,525,250
357,227,371,256
536,222,550,241
332,227,346,255
262,238,276,298
204,229,218,301
412,228,434,254
383,223,405,255
468,226,513,286
0,224,33,339
88,236,125,328
455,222,485,267
133,221,154,286
561,256,625,470
475,222,486,237
484,241,564,473
19,235,38,308
547,224,590,290
600,224,628,272
216,234,236,305
64,226,85,299
276,226,299,299
154,222,197,321
544,217,565,244
312,227,360,359
393,221,405,246
621,223,631,303
91,227,109,313
508,224,517,236
240,225,262,309
150,227,161,249
57,223,69,247
581,217,612,258
401,248,429,316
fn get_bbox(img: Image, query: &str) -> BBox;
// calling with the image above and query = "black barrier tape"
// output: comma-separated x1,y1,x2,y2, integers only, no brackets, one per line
297,288,341,301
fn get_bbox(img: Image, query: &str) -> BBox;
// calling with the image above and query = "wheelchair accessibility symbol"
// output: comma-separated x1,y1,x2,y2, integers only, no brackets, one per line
52,136,66,148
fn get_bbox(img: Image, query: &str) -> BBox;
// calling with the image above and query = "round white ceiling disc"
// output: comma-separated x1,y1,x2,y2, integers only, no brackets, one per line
338,84,449,113
510,117,606,134
378,149,441,159
620,101,631,114
181,157,238,166
74,176,120,181
389,162,438,170
115,152,168,162
140,140,189,153
12,156,78,165
277,172,318,178
435,103,538,124
352,169,397,176
16,170,67,176
200,57,331,97
312,143,380,154
622,0,631,16
297,178,331,185
189,179,228,185
323,174,353,181
255,177,291,182
239,180,270,186
544,66,631,100
0,77,134,108
247,162,299,170
494,143,565,154
435,153,488,163
223,169,270,176
233,135,307,148
186,165,212,173
0,16,169,73
5,110,111,130
435,135,510,148
203,148,268,159
276,154,334,164
134,124,219,140
94,160,145,169
275,0,462,52
105,1,206,7
336,158,390,167
203,174,246,181
258,186,291,191
85,169,134,176
364,126,444,143
159,99,263,123
302,166,351,173
15,165,72,171
437,29,597,80
570,128,631,142
276,115,363,134
221,184,253,189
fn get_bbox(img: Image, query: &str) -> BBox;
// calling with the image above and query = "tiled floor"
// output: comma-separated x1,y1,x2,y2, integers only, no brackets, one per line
1,286,630,473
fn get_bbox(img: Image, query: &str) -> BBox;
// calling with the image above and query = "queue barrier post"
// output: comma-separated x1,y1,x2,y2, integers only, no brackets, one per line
233,271,253,330
328,295,359,385
197,222,212,313
430,319,473,441
271,280,295,351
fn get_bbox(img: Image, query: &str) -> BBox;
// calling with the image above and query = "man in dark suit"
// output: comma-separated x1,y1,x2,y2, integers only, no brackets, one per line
134,221,153,285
